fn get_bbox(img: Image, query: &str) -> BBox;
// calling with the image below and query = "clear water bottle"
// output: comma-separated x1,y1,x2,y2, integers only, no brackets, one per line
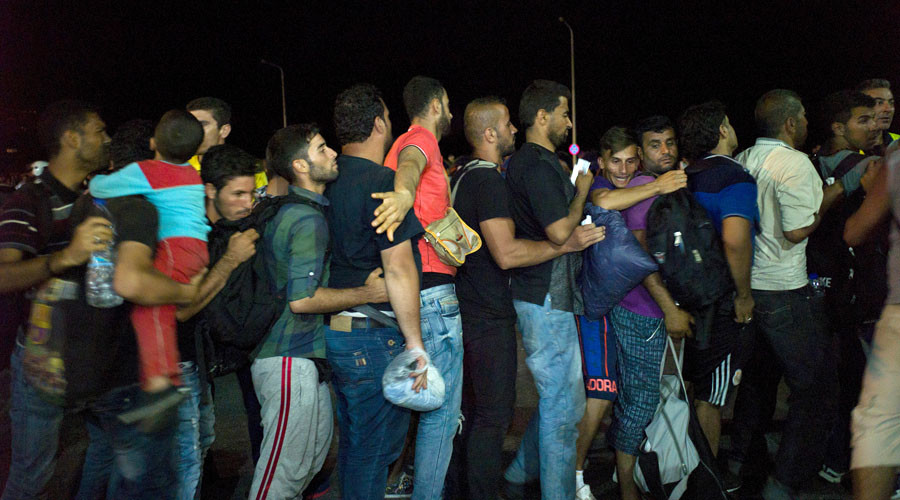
808,273,825,298
85,199,123,308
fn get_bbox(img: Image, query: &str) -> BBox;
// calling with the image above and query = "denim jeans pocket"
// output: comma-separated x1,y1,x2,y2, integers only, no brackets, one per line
327,347,377,387
756,303,793,333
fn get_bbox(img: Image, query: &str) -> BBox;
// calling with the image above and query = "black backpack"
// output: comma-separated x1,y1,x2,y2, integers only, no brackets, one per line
646,189,733,347
199,193,322,377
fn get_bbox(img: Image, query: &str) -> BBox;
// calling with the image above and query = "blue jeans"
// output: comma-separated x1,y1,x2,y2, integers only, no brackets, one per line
504,294,585,500
413,284,463,500
74,384,177,500
2,343,64,500
173,361,215,500
326,323,411,500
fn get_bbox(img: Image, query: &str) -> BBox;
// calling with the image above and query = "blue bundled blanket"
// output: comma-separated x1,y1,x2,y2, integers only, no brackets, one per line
580,204,658,320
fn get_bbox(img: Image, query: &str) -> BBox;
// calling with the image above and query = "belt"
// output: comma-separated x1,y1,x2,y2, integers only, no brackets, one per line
327,315,394,332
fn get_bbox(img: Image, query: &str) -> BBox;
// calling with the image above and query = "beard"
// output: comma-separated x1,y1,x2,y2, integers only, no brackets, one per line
549,126,569,150
309,160,339,183
438,107,451,137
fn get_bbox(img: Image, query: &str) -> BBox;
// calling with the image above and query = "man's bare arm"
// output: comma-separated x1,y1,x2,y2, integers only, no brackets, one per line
176,229,259,322
380,240,424,350
783,181,844,243
721,216,754,323
371,146,427,241
289,268,387,314
590,170,687,210
545,171,593,245
114,241,197,306
0,216,112,293
480,217,605,270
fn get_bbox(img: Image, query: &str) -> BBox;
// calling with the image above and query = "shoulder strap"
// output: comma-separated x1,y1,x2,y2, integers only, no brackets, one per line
450,159,498,206
833,152,866,180
351,304,400,330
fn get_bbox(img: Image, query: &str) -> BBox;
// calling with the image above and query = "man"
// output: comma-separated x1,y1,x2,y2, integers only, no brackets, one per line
252,124,389,498
634,115,680,176
677,101,757,473
327,83,428,499
0,101,114,499
372,75,463,500
186,96,268,190
447,97,604,500
857,79,898,154
588,127,693,500
496,79,588,500
810,90,882,485
731,89,844,497
171,144,260,499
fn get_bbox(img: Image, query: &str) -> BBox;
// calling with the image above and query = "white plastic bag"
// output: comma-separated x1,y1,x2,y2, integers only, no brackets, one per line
382,348,445,411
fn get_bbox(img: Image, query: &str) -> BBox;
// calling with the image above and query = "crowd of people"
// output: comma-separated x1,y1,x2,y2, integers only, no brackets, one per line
0,74,897,500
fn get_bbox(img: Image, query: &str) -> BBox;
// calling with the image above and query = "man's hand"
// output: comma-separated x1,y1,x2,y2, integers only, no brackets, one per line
574,170,594,197
222,229,259,267
653,169,687,195
861,159,884,193
364,267,389,303
664,307,695,339
59,217,113,268
734,294,754,324
408,346,429,392
371,190,414,242
562,224,606,252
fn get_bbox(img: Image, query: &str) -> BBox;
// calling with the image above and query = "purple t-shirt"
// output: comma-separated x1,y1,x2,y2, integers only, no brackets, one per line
590,174,664,318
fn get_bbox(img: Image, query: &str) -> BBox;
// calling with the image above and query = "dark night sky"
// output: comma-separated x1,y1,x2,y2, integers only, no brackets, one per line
2,1,899,165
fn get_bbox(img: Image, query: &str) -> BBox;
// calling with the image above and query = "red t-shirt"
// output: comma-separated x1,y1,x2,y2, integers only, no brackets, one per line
384,125,455,276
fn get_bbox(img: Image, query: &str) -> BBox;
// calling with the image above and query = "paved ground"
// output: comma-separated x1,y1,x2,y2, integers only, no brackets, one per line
200,335,854,499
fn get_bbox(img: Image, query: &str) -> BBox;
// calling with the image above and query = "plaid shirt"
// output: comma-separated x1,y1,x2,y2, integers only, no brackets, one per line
254,186,329,359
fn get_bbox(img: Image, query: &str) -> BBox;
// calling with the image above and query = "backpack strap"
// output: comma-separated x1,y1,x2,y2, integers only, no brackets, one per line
450,159,498,206
351,304,400,330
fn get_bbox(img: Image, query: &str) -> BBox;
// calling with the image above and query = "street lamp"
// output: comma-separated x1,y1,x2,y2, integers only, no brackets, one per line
260,59,287,128
559,17,577,162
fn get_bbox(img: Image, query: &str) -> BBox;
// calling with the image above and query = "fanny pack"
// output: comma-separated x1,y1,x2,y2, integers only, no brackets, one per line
423,207,481,267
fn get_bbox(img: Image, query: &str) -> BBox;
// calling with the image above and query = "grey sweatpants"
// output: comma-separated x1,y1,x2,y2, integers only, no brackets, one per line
249,356,332,500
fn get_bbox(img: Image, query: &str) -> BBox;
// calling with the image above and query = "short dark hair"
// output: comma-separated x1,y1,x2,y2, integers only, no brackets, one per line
402,76,445,121
154,110,204,164
265,123,319,185
678,101,727,161
519,80,571,129
334,84,386,146
38,100,100,159
599,126,638,156
464,96,506,146
856,79,891,92
200,144,259,191
186,96,232,127
754,89,803,138
821,90,877,136
634,115,675,143
110,119,154,170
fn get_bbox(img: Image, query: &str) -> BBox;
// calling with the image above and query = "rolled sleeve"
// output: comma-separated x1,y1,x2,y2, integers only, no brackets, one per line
776,160,823,232
286,214,329,302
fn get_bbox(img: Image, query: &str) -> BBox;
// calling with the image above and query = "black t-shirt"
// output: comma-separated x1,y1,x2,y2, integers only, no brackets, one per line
61,195,157,403
505,142,572,305
451,161,516,324
325,155,423,311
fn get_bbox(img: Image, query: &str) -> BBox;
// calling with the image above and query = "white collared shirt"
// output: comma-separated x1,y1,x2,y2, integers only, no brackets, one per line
736,138,823,291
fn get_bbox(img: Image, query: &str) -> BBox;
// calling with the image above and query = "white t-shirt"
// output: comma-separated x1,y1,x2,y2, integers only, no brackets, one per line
736,138,823,291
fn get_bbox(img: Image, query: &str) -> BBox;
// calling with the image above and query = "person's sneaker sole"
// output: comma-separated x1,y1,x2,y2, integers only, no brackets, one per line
117,387,188,425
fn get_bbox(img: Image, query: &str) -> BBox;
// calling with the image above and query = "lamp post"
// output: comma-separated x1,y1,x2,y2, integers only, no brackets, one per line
559,17,577,163
260,59,287,128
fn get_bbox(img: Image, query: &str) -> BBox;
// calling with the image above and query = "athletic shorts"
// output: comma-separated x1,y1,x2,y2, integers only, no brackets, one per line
683,298,752,407
577,315,618,401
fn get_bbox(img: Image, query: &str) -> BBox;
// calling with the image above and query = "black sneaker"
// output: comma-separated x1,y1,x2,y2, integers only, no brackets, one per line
117,386,188,431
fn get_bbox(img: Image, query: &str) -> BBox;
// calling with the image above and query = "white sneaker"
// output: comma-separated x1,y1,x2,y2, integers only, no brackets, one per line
575,484,597,500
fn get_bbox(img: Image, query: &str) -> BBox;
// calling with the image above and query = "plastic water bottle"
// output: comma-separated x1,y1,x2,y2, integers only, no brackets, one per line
809,273,825,298
85,199,123,308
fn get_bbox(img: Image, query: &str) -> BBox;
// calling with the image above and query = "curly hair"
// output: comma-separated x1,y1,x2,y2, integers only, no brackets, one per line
334,84,385,146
